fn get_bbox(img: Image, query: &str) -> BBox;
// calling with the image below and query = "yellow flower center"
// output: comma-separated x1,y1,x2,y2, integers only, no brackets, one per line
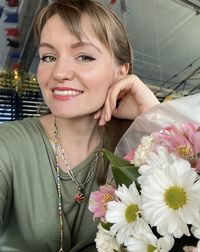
103,193,114,202
176,145,193,159
147,245,157,252
103,194,114,211
125,204,139,223
164,186,187,209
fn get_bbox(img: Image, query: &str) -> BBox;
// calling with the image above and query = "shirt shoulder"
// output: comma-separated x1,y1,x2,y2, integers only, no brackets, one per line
0,117,49,153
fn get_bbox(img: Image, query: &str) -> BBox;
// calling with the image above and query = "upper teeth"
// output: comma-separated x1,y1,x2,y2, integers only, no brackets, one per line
54,90,82,96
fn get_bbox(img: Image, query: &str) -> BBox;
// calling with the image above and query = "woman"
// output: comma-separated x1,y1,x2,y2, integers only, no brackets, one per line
0,0,159,251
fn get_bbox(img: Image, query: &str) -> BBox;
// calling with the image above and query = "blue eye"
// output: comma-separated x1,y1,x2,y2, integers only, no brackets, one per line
40,55,56,62
77,55,96,62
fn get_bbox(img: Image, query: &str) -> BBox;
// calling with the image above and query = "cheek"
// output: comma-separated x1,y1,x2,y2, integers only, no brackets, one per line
88,74,114,105
90,68,115,91
89,79,110,97
37,66,48,88
100,73,115,94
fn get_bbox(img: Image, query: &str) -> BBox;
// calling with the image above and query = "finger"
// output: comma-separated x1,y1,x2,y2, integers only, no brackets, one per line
100,83,128,123
108,82,129,111
110,75,159,112
99,105,110,126
99,112,106,126
93,109,102,119
101,76,132,120
129,75,159,111
99,88,113,125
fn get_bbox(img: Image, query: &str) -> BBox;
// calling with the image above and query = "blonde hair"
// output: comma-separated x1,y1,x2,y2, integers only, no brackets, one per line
34,0,133,74
34,0,133,184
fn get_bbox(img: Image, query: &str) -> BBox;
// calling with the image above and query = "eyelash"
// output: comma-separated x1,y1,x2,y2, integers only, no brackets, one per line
39,54,96,63
40,55,56,63
77,55,96,62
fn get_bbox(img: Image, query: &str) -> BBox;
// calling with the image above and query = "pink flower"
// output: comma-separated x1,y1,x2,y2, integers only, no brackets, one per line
153,122,200,172
123,148,136,162
123,136,154,165
183,245,198,252
89,185,116,220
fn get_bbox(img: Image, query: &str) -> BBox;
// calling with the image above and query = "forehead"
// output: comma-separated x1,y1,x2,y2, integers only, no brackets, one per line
40,14,112,57
41,14,97,42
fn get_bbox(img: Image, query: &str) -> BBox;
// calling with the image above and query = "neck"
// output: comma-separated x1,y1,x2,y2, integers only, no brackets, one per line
55,115,101,148
54,115,102,168
40,113,103,167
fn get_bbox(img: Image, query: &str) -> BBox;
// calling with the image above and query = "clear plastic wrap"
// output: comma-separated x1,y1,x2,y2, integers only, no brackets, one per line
115,93,200,157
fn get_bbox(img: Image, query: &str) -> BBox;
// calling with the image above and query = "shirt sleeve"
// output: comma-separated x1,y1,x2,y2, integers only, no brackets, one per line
80,244,97,252
0,140,12,229
0,169,8,228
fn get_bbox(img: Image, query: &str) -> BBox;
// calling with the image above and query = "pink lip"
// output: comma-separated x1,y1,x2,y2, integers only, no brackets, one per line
52,86,83,101
52,86,83,92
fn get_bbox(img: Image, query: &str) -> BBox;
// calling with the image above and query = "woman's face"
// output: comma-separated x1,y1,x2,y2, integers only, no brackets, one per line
37,14,122,119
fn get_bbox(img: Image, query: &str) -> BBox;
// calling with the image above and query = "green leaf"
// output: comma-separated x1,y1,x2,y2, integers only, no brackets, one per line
102,148,130,167
100,221,112,231
112,165,140,188
103,148,140,188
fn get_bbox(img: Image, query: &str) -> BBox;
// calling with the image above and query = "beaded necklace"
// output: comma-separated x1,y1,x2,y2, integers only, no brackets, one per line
54,120,102,251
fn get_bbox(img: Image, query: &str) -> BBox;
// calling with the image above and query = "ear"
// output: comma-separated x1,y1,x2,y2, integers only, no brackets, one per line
115,63,129,81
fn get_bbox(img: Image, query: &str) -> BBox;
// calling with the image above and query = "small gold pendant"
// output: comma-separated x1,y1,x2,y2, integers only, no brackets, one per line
75,191,85,204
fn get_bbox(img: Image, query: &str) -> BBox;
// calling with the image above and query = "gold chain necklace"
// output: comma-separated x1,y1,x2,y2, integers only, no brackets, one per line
54,119,102,251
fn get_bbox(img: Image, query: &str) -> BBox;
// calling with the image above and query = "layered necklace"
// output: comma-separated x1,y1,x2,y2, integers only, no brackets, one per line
54,119,103,252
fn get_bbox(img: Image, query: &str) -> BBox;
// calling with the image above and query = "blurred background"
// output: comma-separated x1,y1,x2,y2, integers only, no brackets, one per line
0,0,199,121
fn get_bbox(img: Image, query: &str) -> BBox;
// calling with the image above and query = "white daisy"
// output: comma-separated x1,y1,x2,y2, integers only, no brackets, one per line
125,219,174,252
138,146,177,185
190,214,200,240
191,225,200,239
95,224,121,252
105,182,142,244
141,153,200,238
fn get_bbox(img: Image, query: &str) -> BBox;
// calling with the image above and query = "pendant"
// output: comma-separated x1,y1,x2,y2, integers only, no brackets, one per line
75,191,85,204
59,249,64,252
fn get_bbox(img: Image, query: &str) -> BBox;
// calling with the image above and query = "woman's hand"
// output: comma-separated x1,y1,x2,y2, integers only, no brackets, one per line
94,74,160,126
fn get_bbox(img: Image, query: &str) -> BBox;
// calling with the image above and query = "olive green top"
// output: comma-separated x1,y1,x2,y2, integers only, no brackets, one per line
0,117,100,252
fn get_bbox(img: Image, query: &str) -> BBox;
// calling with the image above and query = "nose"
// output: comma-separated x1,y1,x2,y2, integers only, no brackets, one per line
52,58,74,82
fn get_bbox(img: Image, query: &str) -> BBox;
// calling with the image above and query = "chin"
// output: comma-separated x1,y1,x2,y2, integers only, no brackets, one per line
49,104,100,120
51,111,90,120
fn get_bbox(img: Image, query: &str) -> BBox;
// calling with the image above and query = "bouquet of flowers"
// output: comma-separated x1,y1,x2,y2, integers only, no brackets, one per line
89,94,200,252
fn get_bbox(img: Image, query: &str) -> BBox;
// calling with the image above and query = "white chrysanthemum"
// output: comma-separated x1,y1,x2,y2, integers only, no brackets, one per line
105,183,142,244
95,224,120,252
141,153,200,238
125,219,174,252
138,146,177,185
131,135,154,166
191,225,200,239
191,215,200,240
198,241,200,252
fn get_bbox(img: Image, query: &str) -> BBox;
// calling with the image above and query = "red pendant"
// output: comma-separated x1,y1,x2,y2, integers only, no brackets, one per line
75,191,85,204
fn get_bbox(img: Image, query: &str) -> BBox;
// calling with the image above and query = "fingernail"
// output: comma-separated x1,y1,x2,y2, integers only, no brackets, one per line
107,113,112,121
99,119,105,126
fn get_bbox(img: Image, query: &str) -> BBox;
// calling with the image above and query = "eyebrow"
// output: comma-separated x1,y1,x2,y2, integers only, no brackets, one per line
39,41,102,53
39,43,54,49
71,41,102,53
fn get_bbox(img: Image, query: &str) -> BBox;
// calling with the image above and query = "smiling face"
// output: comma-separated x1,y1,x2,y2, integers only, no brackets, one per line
37,14,123,119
